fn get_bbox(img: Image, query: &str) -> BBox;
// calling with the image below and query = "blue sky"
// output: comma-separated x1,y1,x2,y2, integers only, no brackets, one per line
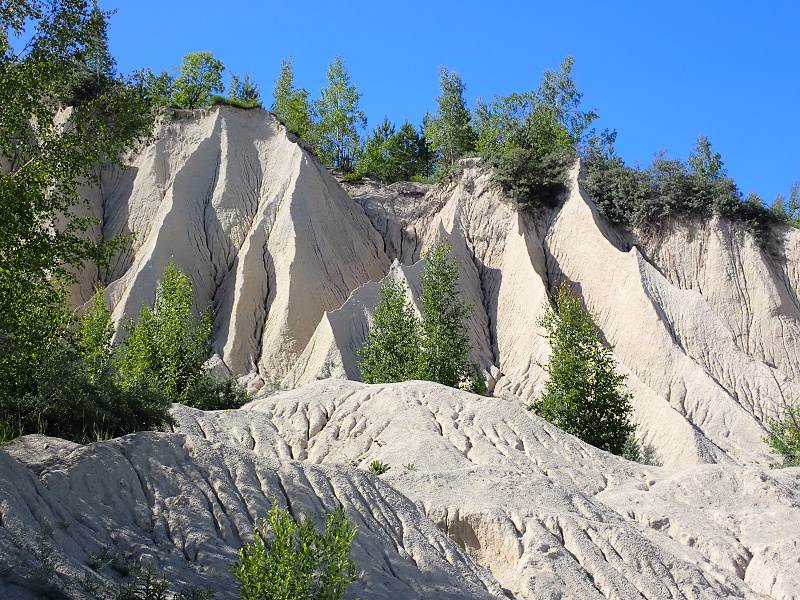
103,0,799,201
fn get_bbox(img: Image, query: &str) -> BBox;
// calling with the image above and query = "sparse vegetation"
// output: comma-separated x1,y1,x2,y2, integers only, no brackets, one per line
368,460,391,475
622,435,662,466
231,501,357,600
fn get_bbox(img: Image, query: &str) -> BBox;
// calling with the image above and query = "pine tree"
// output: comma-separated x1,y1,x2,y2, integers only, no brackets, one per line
358,117,397,182
535,284,635,455
315,55,366,173
228,72,261,106
359,278,421,383
271,57,315,139
418,242,486,394
425,67,476,173
83,1,116,81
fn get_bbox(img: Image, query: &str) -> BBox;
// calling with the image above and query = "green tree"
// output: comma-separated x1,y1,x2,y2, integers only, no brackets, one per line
474,57,595,211
120,263,248,410
131,67,174,109
231,502,357,600
0,0,154,400
425,67,476,172
228,71,261,107
0,289,172,444
271,56,315,139
358,117,431,183
357,116,397,182
687,133,724,182
418,242,486,394
65,0,116,104
535,284,635,455
358,278,422,383
75,288,115,381
769,182,800,227
83,1,115,77
314,55,366,173
172,51,224,109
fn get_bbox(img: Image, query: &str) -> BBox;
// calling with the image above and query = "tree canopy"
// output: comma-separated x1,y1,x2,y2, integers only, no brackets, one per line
314,55,366,173
425,67,476,173
271,56,315,139
172,51,224,109
0,0,154,399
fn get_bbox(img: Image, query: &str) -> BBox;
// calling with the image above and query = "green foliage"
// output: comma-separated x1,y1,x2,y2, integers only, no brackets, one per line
64,1,117,104
172,52,224,109
358,279,422,384
76,288,115,380
368,460,390,475
418,242,486,394
535,284,635,455
314,55,366,173
769,181,800,227
231,502,357,600
621,434,661,466
766,398,800,467
131,67,175,109
120,263,248,410
227,72,261,107
584,135,779,243
476,57,595,210
271,56,315,140
358,242,485,393
425,67,477,172
357,117,432,183
1,290,173,443
489,146,574,211
0,0,153,406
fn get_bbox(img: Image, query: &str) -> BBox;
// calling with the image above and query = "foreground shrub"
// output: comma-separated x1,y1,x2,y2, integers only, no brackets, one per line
0,290,172,444
231,502,357,600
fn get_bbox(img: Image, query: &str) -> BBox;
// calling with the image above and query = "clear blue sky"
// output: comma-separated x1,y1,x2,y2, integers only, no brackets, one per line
103,0,799,201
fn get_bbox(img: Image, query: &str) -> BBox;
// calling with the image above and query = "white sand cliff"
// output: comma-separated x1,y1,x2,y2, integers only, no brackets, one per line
4,105,798,599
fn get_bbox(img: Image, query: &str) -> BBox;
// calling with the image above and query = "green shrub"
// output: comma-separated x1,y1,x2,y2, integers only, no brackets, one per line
766,399,800,467
6,343,173,443
535,284,635,455
489,147,574,212
209,95,262,109
231,502,357,600
120,263,248,410
0,288,173,444
621,434,661,466
368,460,390,475
583,136,779,244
